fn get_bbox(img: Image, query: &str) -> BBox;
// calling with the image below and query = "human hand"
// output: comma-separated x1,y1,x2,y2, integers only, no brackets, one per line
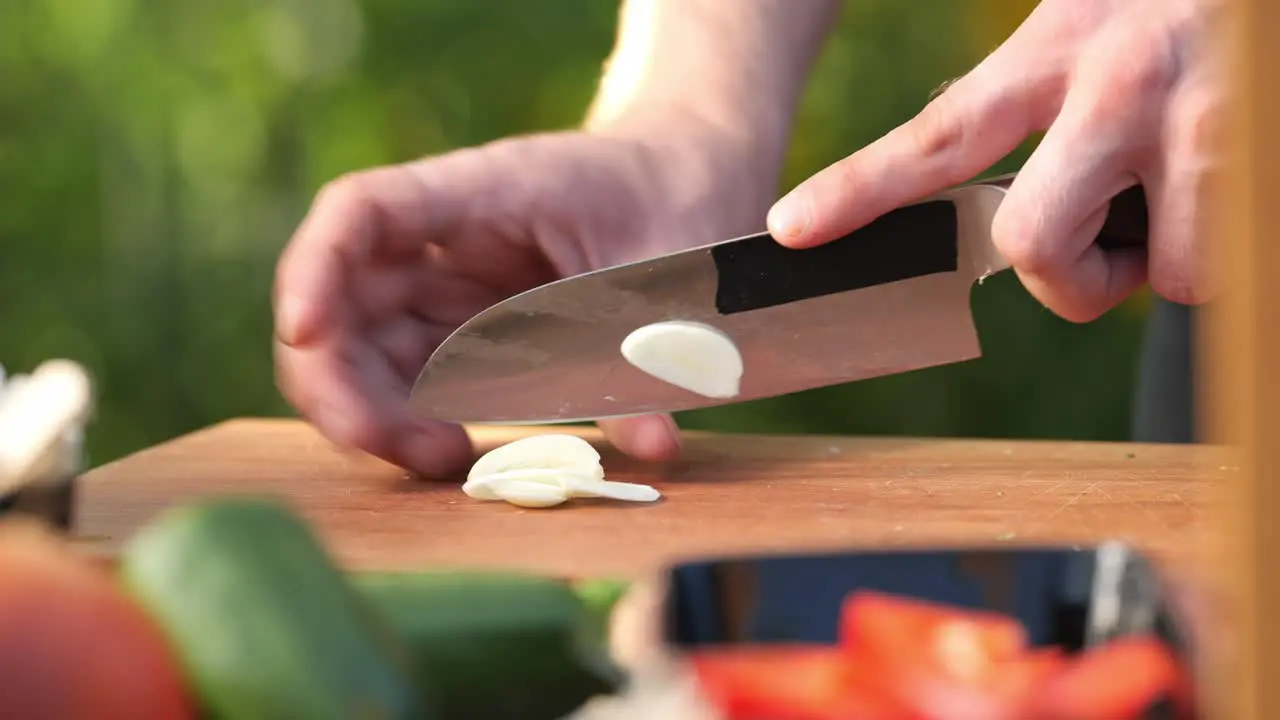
273,126,774,478
767,0,1224,322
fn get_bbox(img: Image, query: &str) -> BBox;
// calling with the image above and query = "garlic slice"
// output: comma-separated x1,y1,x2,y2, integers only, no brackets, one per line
620,321,744,399
558,476,661,503
481,479,570,508
463,434,661,509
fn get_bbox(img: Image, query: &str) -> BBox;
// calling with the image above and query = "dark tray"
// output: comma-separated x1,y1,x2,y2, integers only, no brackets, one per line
661,543,1197,719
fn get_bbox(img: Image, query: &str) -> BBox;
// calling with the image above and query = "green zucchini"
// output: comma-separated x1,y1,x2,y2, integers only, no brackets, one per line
571,577,632,652
119,499,432,720
353,570,625,720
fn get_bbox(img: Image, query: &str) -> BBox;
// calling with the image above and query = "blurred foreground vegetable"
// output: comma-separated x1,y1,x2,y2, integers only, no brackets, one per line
116,497,630,720
355,570,624,720
120,500,431,720
690,590,1196,720
0,521,195,720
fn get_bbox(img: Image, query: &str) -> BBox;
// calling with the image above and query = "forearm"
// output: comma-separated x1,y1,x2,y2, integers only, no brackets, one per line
585,0,840,161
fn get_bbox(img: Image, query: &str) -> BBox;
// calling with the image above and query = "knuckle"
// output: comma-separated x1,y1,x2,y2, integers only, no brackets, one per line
823,156,872,206
1117,50,1178,99
903,91,970,162
314,172,370,212
1175,87,1227,155
1077,37,1178,123
991,206,1057,275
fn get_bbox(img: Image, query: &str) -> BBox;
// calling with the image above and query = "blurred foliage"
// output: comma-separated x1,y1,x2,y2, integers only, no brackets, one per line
0,0,1149,468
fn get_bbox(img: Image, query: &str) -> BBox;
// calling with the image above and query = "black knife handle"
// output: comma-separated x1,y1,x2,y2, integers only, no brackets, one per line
1095,184,1149,252
710,178,1151,317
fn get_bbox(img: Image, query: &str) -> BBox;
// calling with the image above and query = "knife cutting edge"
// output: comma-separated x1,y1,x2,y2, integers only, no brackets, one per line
409,172,1149,425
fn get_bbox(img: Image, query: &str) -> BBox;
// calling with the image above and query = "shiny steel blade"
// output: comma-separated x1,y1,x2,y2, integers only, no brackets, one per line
407,174,1149,424
408,183,1010,424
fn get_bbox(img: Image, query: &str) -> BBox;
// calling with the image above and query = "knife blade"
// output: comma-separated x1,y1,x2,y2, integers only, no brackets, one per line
408,172,1149,424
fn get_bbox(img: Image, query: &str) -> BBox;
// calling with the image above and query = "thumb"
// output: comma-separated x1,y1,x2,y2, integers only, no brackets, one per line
767,63,1053,250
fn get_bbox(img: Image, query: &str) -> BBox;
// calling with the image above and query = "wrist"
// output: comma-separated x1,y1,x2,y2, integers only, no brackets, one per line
587,101,791,224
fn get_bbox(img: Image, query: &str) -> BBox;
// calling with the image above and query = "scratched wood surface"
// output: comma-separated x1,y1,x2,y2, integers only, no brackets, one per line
74,419,1218,579
1206,0,1280,714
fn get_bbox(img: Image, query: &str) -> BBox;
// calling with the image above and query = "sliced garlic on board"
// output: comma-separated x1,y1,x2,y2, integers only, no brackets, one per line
482,479,571,508
463,434,661,509
558,476,661,503
620,321,744,399
468,434,606,484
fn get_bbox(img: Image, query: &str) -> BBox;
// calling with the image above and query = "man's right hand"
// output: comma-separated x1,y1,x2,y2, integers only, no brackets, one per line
272,126,773,479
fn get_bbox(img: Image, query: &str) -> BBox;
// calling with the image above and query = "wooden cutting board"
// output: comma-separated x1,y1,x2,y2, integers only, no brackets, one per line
73,419,1217,580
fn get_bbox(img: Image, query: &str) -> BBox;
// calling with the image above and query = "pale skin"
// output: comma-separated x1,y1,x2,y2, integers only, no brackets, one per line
273,0,1223,478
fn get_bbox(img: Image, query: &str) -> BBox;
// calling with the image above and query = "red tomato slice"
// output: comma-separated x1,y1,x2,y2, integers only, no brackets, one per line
992,647,1070,709
892,646,1068,720
688,645,920,720
840,591,1029,679
1026,636,1194,720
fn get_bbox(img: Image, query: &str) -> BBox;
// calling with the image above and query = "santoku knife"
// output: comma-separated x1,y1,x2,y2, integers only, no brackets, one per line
408,172,1149,424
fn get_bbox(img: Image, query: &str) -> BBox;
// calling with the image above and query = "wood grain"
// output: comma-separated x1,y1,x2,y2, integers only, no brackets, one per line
1205,0,1280,715
75,419,1217,580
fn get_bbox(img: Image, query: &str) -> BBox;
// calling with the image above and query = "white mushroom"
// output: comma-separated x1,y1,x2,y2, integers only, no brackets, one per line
620,321,744,399
463,434,661,509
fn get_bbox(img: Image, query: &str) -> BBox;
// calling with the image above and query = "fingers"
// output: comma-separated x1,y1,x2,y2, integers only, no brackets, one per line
991,128,1149,323
598,414,682,462
273,162,479,476
767,56,1060,249
370,314,450,383
991,26,1174,322
1146,74,1224,306
274,335,474,478
273,164,471,347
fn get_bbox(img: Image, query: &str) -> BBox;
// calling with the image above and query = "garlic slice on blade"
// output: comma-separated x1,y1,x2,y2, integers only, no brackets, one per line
463,434,662,508
620,321,744,399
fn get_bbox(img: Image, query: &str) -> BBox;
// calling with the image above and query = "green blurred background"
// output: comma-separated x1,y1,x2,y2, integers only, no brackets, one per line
1,0,1150,467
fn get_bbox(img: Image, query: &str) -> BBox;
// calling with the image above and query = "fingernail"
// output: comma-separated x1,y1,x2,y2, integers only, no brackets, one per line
768,192,812,242
276,294,305,345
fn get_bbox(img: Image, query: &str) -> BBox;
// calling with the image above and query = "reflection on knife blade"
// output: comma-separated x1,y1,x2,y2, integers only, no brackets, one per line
409,174,1149,424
